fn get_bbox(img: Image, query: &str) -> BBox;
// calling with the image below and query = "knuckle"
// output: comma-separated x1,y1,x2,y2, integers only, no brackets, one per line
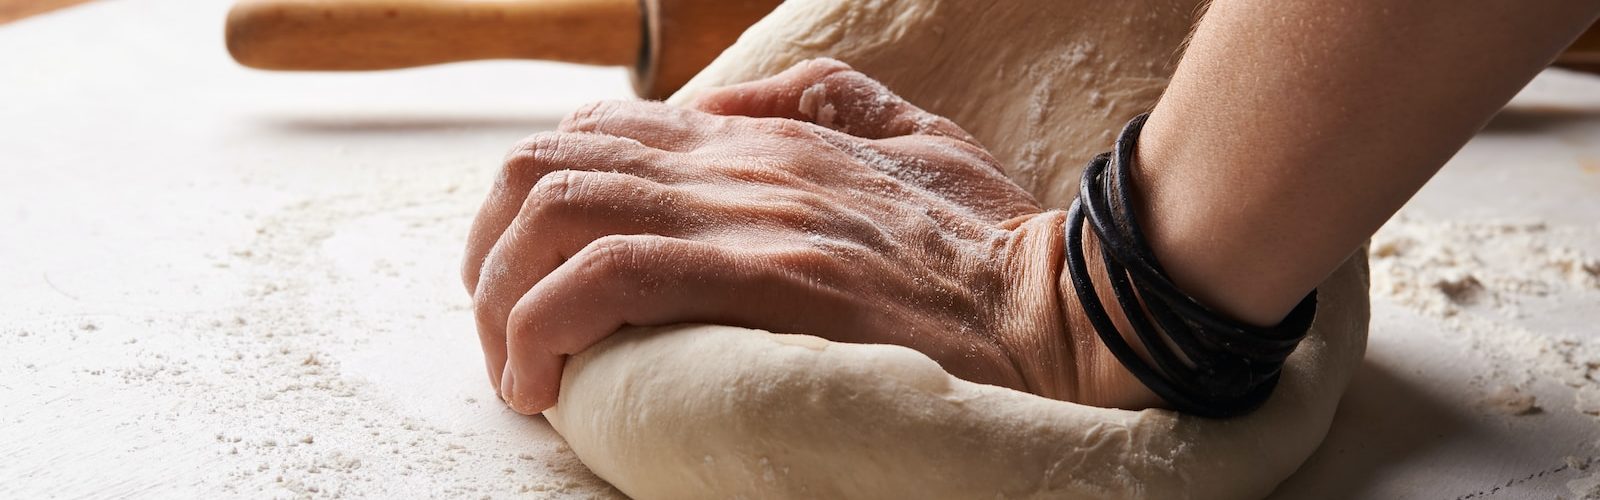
508,132,564,161
575,234,653,277
523,169,607,225
471,295,495,325
502,132,567,185
502,314,538,348
460,259,480,293
469,267,503,320
560,100,621,131
525,170,636,218
528,170,578,207
750,117,818,140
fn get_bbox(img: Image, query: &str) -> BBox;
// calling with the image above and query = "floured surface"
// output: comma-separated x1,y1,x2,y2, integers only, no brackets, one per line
0,1,627,497
1269,71,1600,499
1,1,1598,499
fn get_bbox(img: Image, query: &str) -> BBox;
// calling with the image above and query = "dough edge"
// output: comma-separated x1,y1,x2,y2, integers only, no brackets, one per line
547,0,1371,497
547,252,1367,499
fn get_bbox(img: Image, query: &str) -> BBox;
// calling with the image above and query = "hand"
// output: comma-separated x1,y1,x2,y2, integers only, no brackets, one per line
462,59,1152,414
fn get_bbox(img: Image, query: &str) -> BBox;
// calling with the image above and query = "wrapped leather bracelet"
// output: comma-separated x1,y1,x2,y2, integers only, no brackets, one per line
1063,113,1318,418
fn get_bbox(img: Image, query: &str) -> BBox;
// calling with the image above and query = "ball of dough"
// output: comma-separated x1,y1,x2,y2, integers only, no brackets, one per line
546,0,1371,498
547,255,1366,499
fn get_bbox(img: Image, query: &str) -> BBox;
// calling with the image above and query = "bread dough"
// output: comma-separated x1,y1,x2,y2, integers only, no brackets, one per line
544,0,1371,498
671,0,1205,207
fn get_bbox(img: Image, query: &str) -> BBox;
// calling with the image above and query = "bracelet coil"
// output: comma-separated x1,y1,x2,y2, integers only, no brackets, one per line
1064,113,1317,418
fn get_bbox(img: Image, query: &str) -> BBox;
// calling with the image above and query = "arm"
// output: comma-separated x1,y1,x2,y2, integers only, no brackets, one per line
1136,0,1600,326
463,2,1600,414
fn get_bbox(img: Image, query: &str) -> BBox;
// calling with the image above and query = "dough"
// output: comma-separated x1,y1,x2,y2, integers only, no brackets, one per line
671,0,1203,207
545,0,1371,498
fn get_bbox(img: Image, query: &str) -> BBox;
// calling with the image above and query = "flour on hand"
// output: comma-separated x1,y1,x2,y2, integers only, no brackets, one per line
546,0,1372,498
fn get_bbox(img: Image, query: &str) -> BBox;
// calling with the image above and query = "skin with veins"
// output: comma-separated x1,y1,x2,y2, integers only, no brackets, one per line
672,0,1210,208
465,0,1222,418
464,61,1091,413
470,0,1370,498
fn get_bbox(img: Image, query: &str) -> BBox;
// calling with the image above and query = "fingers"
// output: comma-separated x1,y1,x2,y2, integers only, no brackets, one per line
558,100,717,152
462,131,679,296
686,58,855,119
497,235,858,414
471,170,710,387
688,58,975,142
499,235,737,414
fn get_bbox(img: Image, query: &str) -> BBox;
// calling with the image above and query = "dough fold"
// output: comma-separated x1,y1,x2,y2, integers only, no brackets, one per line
548,254,1365,499
547,0,1371,498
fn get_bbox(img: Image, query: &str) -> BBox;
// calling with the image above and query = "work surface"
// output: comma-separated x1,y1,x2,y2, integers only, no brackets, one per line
3,2,1599,498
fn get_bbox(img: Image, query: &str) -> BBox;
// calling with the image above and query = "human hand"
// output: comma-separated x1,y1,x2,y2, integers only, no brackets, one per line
463,59,1150,414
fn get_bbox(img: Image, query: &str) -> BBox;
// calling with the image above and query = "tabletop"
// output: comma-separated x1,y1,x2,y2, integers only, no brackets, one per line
2,1,1598,498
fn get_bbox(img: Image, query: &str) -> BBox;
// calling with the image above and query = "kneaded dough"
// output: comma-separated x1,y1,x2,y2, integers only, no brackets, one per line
546,0,1372,498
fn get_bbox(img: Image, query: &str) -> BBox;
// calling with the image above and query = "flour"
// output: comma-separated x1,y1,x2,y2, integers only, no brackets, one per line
798,82,838,128
1,170,618,498
1481,385,1541,415
1570,469,1600,500
1371,216,1600,420
188,183,615,498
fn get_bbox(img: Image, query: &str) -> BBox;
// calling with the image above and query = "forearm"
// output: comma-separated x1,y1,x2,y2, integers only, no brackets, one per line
1137,0,1600,325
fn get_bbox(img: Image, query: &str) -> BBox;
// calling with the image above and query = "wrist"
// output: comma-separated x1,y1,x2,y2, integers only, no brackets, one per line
995,210,1160,409
991,210,1075,399
1050,214,1164,410
1052,111,1315,415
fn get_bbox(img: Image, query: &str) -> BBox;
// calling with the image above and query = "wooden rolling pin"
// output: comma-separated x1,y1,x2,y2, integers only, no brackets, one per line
226,0,782,99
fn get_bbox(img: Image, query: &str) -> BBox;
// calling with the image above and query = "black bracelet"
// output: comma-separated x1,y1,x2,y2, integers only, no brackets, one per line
1064,113,1317,418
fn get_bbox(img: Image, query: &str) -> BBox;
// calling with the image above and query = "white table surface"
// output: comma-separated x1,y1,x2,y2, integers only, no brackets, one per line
2,1,1597,498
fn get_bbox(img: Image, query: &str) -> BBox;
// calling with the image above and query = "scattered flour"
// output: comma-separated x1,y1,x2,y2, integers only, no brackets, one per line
2,175,618,498
1570,469,1600,500
1481,385,1541,415
1371,216,1600,420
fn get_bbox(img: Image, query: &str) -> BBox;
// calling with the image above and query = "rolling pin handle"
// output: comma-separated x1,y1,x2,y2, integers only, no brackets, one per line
226,0,644,71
